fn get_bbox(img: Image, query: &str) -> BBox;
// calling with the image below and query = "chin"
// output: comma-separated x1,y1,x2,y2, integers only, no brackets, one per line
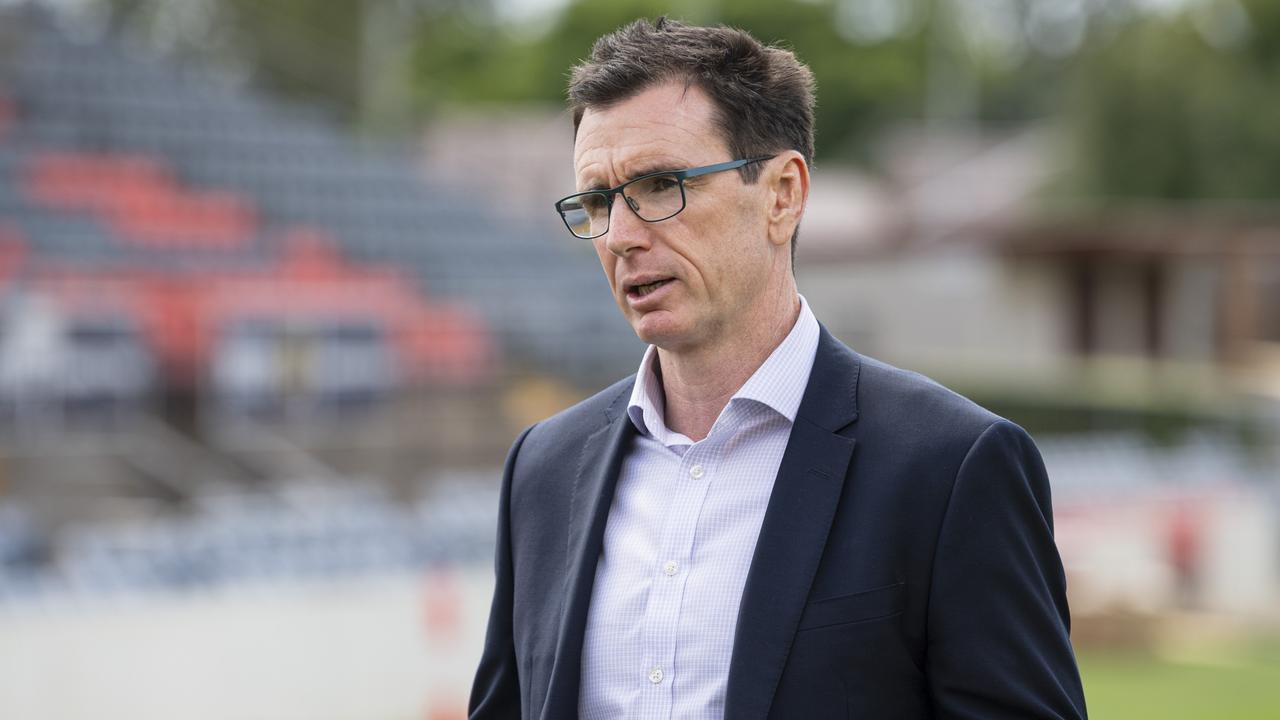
630,316,699,352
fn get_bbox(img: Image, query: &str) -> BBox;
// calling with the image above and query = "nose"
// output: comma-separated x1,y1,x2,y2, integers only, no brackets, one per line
602,193,652,257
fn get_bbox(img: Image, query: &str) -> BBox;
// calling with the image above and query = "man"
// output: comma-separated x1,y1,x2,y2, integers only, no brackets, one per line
470,17,1086,720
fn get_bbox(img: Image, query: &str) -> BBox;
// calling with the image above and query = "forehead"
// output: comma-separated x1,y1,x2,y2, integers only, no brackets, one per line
573,82,728,185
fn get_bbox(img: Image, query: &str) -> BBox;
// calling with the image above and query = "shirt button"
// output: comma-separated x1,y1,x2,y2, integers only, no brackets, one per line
663,560,679,576
689,464,705,479
648,666,664,684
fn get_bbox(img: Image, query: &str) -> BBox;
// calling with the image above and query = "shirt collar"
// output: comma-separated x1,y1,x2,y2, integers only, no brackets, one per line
627,294,820,443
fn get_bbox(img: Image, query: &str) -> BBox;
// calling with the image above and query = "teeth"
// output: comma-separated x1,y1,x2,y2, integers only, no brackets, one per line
634,280,666,296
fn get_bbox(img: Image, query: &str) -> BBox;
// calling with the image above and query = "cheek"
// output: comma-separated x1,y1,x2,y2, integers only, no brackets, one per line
699,209,768,286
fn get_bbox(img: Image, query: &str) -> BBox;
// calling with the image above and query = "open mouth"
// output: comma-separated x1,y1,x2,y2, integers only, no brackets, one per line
629,278,673,297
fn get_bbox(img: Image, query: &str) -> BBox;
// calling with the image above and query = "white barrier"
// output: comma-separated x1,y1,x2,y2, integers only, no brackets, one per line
0,567,495,720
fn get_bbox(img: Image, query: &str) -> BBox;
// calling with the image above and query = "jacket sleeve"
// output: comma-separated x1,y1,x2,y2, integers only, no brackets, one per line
926,420,1088,719
469,425,535,720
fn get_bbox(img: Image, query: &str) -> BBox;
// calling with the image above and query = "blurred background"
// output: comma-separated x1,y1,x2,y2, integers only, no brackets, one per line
0,0,1276,717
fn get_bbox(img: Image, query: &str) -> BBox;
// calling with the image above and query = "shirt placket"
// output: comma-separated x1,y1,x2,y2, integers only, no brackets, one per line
638,439,719,720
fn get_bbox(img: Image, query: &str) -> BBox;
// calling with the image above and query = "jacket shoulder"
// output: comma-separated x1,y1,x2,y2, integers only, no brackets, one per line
855,352,1010,445
534,374,633,436
514,375,634,466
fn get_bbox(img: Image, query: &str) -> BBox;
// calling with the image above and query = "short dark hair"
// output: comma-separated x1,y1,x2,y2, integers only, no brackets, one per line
568,18,816,255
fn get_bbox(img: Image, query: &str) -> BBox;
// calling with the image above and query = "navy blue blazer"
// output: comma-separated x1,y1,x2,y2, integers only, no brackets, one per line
470,327,1087,719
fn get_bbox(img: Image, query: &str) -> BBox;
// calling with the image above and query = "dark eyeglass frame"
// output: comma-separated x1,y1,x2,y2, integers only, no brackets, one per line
554,156,775,239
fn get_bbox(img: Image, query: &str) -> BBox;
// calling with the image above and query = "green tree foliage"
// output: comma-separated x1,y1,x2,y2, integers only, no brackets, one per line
222,0,364,114
97,0,366,119
91,0,1069,164
407,0,1106,164
1063,0,1280,199
410,0,938,162
93,0,1280,198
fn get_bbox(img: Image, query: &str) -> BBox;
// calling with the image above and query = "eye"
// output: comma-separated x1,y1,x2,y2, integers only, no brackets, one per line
580,193,611,217
650,175,679,192
633,174,679,196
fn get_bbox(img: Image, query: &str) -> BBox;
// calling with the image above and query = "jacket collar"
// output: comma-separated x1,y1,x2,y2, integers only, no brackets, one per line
724,325,861,720
539,383,635,720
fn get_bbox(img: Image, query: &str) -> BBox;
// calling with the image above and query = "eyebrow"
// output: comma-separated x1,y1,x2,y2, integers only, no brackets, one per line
582,162,682,192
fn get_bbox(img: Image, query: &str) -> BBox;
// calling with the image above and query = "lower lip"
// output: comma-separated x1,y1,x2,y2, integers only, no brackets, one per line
626,279,675,309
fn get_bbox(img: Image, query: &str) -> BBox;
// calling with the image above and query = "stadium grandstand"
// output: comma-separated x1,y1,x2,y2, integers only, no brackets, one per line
0,3,638,608
0,3,638,413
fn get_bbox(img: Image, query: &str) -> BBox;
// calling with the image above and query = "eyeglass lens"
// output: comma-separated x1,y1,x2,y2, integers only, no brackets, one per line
560,173,685,238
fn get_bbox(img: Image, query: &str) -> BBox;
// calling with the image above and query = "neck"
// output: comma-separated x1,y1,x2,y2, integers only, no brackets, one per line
657,287,801,441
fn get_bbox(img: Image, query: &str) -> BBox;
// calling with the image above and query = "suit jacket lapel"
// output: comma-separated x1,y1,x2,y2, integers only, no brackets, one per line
725,327,862,720
539,384,636,720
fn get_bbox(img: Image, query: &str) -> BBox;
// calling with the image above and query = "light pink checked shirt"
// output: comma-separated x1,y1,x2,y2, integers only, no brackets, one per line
579,295,821,720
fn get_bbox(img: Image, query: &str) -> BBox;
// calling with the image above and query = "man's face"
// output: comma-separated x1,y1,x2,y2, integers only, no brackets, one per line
573,82,779,355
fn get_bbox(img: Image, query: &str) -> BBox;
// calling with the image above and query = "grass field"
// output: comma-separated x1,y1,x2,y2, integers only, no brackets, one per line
1078,641,1280,720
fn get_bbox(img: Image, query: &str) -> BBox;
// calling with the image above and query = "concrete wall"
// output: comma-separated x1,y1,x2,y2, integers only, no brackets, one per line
799,251,1068,377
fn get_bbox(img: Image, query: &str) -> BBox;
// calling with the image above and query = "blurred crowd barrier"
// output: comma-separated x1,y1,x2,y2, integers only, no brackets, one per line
0,569,491,720
1044,433,1278,619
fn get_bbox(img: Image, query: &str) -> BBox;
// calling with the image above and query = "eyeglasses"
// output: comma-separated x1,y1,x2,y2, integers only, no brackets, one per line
554,156,774,240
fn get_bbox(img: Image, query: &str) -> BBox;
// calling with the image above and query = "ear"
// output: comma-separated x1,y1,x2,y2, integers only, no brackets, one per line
766,151,809,248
